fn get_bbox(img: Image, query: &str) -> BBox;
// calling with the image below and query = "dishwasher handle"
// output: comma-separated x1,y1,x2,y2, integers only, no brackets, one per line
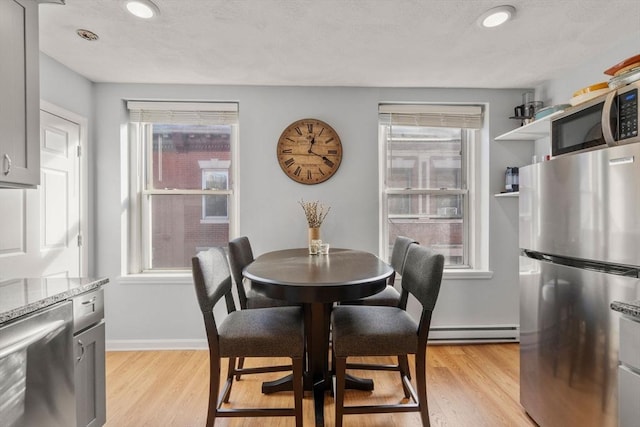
0,320,65,359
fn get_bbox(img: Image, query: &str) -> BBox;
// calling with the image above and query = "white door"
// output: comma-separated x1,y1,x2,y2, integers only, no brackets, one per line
0,108,82,279
38,110,81,278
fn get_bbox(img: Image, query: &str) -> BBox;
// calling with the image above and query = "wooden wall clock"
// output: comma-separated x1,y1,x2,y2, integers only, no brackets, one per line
277,118,343,184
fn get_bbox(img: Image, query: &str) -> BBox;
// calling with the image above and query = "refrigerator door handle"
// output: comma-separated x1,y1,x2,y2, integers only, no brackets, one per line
521,249,549,261
522,249,640,277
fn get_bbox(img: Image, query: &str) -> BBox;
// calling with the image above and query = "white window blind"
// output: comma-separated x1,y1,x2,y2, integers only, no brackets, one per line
379,104,483,129
127,101,239,125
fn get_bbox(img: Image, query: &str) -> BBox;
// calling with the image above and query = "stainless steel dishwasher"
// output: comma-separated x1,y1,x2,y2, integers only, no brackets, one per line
0,300,75,427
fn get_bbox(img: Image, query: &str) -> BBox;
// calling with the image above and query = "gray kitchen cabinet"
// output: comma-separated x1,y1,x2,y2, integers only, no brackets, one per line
75,321,106,427
73,288,106,427
618,316,640,427
0,0,40,188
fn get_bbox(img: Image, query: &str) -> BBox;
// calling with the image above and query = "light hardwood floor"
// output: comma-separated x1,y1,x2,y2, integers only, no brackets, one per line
105,344,537,427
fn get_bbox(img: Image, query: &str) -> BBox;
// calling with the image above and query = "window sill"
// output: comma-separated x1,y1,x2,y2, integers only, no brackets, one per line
118,272,193,285
200,218,230,224
118,269,493,285
443,269,494,280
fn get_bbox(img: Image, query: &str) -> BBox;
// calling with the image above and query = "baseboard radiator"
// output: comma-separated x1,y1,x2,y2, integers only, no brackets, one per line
427,324,520,344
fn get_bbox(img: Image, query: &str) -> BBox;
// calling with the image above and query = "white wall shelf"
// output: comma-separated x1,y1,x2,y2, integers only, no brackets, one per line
494,192,519,198
495,111,565,141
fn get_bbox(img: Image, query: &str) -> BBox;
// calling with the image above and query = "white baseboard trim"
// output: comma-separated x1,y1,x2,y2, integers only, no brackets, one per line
106,339,208,351
428,324,520,344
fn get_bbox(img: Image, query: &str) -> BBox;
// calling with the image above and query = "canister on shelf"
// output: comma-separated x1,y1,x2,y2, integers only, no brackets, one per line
505,167,519,192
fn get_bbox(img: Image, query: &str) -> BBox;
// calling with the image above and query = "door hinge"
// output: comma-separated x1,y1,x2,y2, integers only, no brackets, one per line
77,234,83,247
77,145,81,157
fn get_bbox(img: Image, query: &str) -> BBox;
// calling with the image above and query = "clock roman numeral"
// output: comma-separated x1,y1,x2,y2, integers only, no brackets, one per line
323,158,335,168
307,169,312,180
328,149,338,155
318,168,325,176
318,128,325,136
307,123,313,133
325,137,334,144
281,148,292,154
294,166,302,176
286,137,296,143
284,158,295,167
294,127,303,136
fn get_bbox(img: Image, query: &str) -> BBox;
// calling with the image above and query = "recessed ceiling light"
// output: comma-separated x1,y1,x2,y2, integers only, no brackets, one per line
124,0,159,19
76,29,99,41
478,5,515,28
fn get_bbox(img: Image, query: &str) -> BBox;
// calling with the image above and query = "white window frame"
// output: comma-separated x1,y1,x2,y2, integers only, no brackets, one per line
201,166,230,222
125,101,239,277
378,103,491,279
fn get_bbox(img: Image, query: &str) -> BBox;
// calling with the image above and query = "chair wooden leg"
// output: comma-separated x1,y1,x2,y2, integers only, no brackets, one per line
398,354,411,398
207,352,221,427
292,356,304,427
399,354,411,379
329,346,336,397
335,356,347,427
235,356,245,380
415,350,431,427
221,357,235,403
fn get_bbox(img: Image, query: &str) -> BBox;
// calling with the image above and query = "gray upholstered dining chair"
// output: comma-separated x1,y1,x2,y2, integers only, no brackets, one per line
228,236,293,309
191,247,304,427
342,235,418,306
331,244,444,427
340,235,418,377
227,236,297,381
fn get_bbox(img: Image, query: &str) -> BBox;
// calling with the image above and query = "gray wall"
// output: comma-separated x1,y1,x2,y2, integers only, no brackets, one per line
88,83,527,347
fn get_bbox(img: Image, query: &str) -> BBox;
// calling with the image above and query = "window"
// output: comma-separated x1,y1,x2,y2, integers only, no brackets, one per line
201,162,230,221
379,104,484,269
127,102,239,272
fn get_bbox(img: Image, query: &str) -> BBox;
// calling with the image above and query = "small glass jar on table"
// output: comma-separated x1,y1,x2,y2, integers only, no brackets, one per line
309,239,322,255
319,243,330,255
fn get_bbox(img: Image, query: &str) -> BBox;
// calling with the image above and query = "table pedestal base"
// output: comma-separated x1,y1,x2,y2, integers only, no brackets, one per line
262,373,374,394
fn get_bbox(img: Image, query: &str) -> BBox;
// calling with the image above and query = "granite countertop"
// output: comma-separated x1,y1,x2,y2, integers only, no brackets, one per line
611,300,640,320
0,277,108,325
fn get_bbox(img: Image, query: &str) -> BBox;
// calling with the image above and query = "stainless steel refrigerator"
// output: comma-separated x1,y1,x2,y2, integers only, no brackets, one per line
519,143,640,427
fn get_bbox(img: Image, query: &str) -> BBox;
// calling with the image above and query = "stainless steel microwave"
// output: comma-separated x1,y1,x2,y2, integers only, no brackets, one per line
551,81,640,157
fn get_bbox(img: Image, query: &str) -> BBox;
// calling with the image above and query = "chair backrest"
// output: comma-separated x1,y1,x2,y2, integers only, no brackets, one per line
390,236,419,274
401,244,444,314
228,236,255,308
192,247,236,325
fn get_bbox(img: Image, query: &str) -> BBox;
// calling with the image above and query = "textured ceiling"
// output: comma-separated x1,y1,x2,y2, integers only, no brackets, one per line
38,0,640,88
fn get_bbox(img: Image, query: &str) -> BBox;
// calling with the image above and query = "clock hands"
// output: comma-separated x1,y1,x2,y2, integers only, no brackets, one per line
308,148,336,168
307,149,325,159
307,135,336,167
307,136,323,157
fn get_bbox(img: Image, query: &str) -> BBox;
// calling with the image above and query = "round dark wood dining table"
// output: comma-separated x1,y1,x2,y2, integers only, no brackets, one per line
243,248,393,427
